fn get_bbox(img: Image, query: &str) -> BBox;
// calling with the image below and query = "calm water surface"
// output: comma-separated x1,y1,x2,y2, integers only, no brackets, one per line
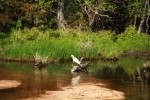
0,57,149,100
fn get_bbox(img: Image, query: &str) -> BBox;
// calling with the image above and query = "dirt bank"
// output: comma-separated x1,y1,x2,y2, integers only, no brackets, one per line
1,50,150,63
29,83,125,100
121,50,150,59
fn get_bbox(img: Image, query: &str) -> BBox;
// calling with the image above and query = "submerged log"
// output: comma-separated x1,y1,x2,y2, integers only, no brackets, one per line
71,65,82,73
143,61,150,68
34,53,48,70
80,62,90,71
71,62,90,73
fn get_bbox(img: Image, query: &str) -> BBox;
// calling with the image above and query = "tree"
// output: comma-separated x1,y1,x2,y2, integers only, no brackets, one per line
64,0,86,30
57,0,65,30
128,0,150,33
0,0,24,32
0,0,150,34
79,0,115,31
137,0,148,33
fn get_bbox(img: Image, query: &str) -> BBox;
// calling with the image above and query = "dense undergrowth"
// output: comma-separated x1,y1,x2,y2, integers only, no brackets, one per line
0,26,150,61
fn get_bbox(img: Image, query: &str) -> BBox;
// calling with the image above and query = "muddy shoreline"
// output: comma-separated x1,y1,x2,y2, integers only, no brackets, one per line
0,50,150,63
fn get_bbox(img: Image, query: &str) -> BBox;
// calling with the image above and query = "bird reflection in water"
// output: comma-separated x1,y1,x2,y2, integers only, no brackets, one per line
71,72,81,86
71,71,89,86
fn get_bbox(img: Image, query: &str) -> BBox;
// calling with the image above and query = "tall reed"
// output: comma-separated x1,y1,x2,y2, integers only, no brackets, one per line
1,26,150,61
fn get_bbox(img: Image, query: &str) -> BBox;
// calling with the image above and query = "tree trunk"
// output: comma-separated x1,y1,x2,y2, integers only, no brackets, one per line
146,16,149,34
138,17,145,33
146,0,150,33
84,6,95,28
134,16,137,27
138,0,147,33
57,0,65,30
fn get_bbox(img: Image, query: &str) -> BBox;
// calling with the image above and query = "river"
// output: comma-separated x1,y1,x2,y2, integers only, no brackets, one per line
0,57,149,100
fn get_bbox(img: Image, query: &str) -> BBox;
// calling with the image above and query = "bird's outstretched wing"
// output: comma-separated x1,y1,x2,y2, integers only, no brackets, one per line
71,55,81,65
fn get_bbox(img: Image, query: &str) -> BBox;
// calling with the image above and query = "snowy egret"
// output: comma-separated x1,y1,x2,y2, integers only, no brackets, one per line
71,55,81,65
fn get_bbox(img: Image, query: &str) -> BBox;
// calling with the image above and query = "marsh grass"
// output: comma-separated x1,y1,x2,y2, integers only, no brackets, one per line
1,26,150,61
117,26,150,51
4,37,79,61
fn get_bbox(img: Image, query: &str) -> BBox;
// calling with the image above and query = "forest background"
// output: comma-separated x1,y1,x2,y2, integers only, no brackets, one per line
0,0,150,61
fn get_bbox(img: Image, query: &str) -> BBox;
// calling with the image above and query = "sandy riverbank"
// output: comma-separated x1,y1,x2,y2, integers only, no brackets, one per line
0,80,21,89
30,83,125,100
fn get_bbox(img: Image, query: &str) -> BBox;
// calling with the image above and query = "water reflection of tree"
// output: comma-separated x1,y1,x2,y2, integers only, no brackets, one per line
140,79,149,100
91,58,143,76
136,65,150,100
94,66,131,81
91,61,150,100
34,67,49,94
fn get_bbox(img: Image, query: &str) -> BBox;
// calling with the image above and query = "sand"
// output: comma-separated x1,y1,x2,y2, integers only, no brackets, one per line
0,80,21,89
31,83,125,100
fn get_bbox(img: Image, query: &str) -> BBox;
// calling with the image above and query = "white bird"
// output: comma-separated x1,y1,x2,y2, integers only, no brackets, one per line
71,55,82,65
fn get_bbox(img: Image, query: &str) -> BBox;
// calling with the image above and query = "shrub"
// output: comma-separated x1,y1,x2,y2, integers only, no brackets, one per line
2,27,150,60
117,26,150,51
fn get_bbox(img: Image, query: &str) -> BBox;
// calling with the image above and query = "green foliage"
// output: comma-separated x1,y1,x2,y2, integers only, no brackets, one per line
4,37,78,60
1,27,150,60
0,32,8,39
117,26,150,51
15,20,22,30
0,0,149,33
48,30,60,38
128,1,142,17
2,29,116,59
87,31,120,58
83,0,115,11
10,28,42,42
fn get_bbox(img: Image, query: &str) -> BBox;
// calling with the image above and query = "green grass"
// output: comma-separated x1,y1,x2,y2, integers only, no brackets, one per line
0,26,150,61
117,26,150,51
